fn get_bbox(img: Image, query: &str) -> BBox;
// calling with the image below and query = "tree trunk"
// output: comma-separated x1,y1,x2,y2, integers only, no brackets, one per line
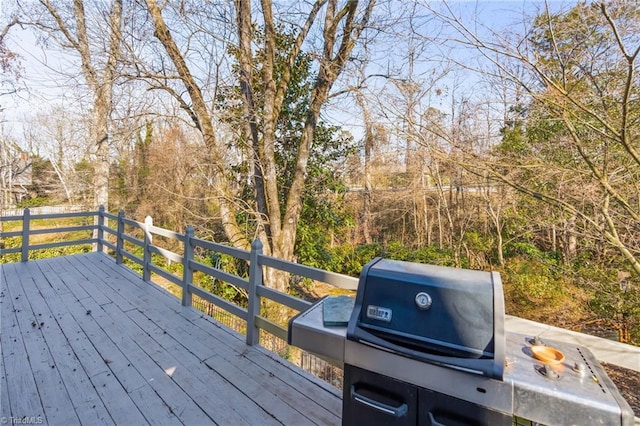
37,0,124,210
144,0,374,294
146,0,248,250
356,92,374,244
240,0,376,287
92,87,111,209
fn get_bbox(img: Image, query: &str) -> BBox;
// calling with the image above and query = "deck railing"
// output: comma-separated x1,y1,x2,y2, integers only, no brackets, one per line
0,206,358,352
3,206,640,385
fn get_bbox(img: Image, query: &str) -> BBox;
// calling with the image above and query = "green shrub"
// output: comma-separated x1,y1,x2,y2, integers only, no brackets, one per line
502,257,569,317
575,264,640,344
17,197,51,208
295,223,333,269
322,243,383,276
383,242,457,267
504,241,545,259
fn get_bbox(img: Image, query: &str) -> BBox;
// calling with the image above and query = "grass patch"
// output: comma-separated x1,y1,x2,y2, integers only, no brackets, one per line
1,216,95,262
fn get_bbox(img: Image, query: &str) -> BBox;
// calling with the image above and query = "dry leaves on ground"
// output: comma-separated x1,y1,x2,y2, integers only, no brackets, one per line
602,362,640,418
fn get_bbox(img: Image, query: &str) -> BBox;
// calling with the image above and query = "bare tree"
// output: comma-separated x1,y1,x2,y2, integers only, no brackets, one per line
143,0,247,249
355,89,375,244
0,136,31,208
22,0,124,210
428,2,640,277
0,16,21,101
24,105,91,203
143,0,375,291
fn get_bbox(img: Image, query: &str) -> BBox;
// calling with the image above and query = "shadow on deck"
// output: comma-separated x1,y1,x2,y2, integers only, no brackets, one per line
0,253,342,425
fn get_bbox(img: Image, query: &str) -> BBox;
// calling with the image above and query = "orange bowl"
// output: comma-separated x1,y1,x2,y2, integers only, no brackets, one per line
531,345,565,365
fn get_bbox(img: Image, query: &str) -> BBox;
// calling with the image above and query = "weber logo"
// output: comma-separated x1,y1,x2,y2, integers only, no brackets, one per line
366,305,392,322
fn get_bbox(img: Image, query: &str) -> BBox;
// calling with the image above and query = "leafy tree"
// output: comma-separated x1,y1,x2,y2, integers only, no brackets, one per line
144,0,375,292
497,104,528,156
580,265,640,343
219,27,358,267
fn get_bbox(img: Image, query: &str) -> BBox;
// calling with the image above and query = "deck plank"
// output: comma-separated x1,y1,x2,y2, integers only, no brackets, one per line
27,258,129,425
13,261,112,426
1,254,342,425
123,308,276,426
1,265,11,419
77,295,213,426
85,252,341,425
97,302,217,426
57,255,131,309
1,263,49,423
55,281,181,425
92,275,298,424
82,256,336,424
0,314,9,420
33,258,151,426
80,253,342,425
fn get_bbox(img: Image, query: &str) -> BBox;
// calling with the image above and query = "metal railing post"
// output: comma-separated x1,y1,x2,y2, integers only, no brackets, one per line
116,210,124,264
246,238,263,346
97,205,105,253
143,215,153,281
21,208,30,262
181,226,194,307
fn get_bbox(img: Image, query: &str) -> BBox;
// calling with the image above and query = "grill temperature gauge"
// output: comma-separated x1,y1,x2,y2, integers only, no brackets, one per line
415,292,432,310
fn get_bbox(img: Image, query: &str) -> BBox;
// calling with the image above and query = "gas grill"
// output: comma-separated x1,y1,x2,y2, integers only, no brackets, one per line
288,257,635,426
346,258,505,379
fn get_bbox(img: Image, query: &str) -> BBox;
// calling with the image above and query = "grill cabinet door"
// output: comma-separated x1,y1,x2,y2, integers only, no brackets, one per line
418,388,511,426
343,364,417,426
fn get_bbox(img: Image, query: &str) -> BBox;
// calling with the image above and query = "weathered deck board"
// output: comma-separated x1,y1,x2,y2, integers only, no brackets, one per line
81,252,343,424
80,253,340,425
9,263,87,425
0,347,9,423
1,253,342,426
2,264,48,423
29,257,150,425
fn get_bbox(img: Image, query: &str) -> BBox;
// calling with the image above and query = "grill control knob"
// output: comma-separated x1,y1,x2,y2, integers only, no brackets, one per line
539,364,561,380
415,292,432,310
546,365,560,379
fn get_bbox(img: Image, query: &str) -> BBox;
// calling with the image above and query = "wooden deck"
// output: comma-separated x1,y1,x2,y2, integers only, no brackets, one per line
0,253,342,425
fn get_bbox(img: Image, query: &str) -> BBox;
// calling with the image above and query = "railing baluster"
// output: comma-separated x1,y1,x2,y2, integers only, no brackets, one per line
21,208,30,262
143,215,153,281
246,238,263,346
97,205,105,253
116,210,125,264
182,226,194,307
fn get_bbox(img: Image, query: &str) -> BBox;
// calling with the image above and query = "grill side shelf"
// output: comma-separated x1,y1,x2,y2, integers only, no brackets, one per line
506,333,634,426
288,297,348,366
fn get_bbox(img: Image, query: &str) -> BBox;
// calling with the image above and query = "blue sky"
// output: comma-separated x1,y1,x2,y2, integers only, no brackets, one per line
1,1,578,148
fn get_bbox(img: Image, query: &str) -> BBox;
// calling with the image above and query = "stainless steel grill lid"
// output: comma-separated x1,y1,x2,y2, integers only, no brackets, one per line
347,258,506,379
